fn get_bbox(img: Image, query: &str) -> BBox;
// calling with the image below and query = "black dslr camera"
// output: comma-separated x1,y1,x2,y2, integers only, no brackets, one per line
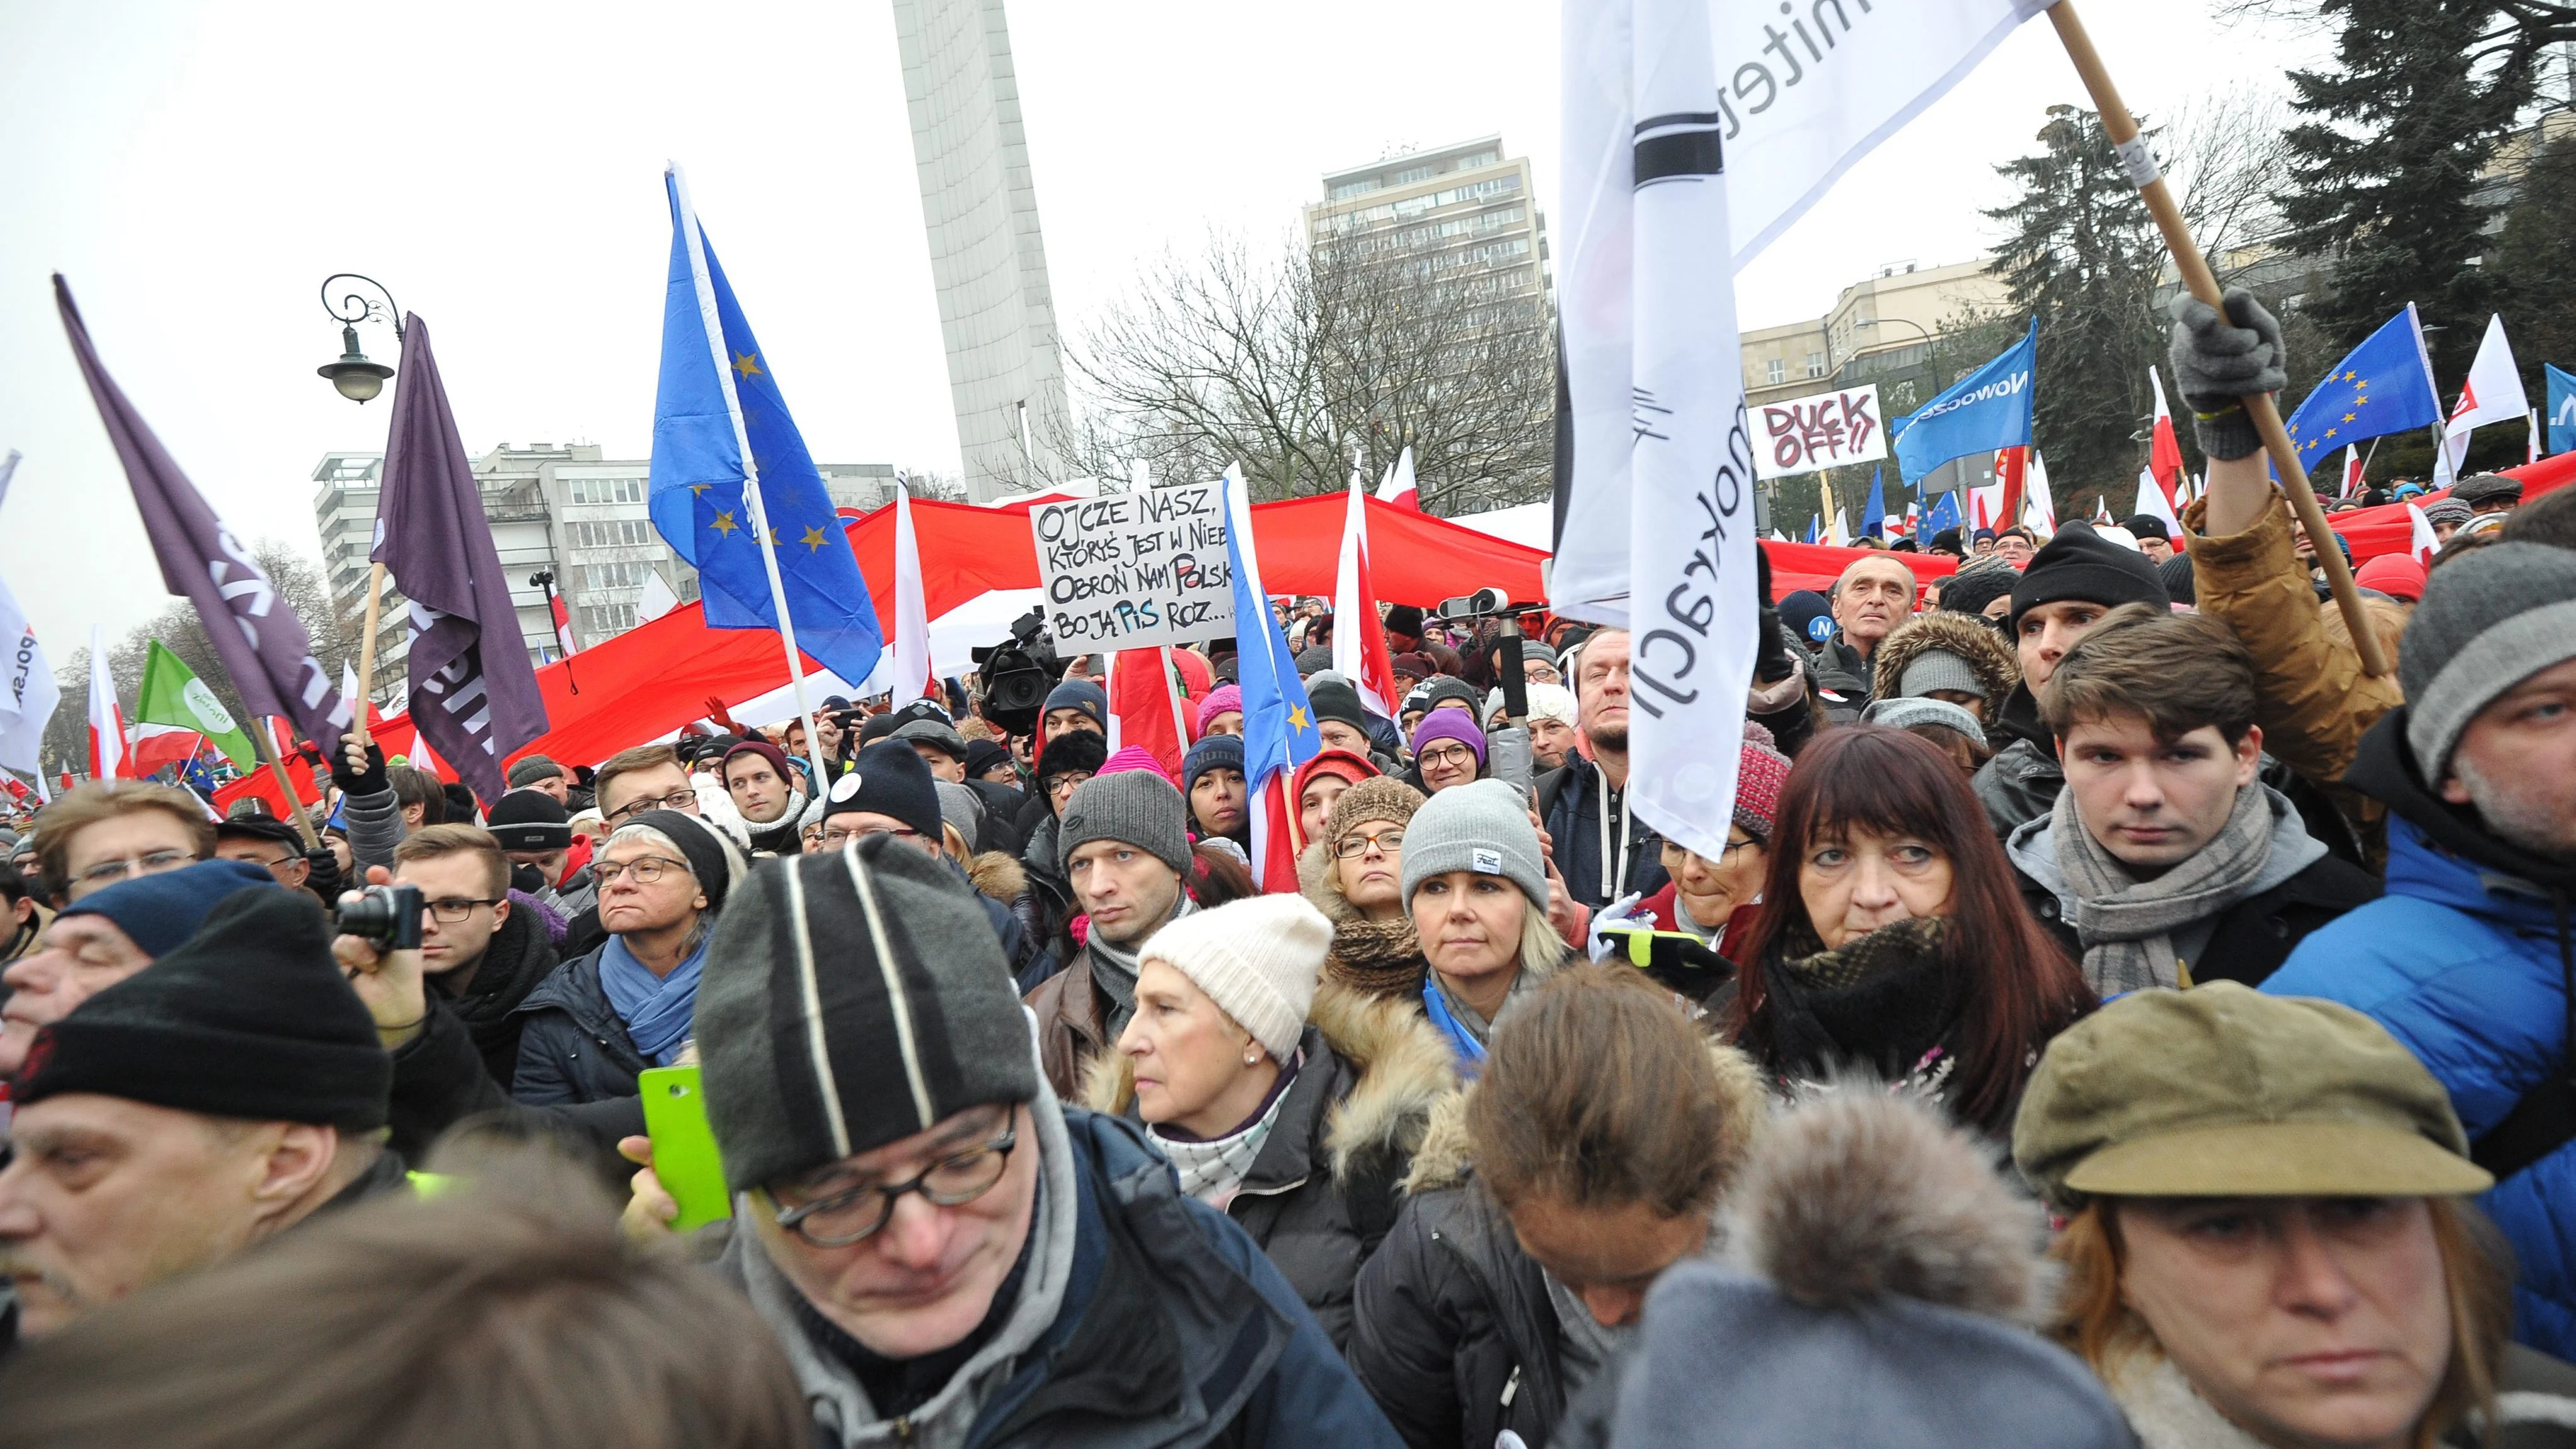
971,607,1062,737
337,883,424,952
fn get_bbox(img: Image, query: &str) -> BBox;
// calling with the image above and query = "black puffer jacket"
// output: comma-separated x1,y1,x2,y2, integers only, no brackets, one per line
509,946,649,1106
431,898,560,1088
1085,985,1455,1350
1972,684,2062,839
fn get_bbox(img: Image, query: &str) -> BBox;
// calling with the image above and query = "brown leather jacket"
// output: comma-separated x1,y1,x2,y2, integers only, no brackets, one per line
2189,502,2404,868
1024,950,1109,1101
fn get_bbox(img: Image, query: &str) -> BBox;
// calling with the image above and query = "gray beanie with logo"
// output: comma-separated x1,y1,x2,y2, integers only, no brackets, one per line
695,836,1040,1191
1399,777,1549,910
1058,770,1192,878
2401,541,2576,778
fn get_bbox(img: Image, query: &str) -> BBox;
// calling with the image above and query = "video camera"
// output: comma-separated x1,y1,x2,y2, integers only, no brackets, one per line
970,607,1063,737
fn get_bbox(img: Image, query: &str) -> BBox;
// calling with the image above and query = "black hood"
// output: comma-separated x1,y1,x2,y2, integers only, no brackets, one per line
2347,707,2576,895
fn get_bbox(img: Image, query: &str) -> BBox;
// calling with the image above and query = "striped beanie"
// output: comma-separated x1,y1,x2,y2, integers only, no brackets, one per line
694,836,1040,1190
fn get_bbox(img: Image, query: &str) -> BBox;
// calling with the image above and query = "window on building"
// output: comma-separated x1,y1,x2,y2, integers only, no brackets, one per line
1766,358,1787,385
580,560,654,592
580,602,639,636
568,477,645,505
1806,353,1827,378
1331,178,1380,201
1391,165,1435,186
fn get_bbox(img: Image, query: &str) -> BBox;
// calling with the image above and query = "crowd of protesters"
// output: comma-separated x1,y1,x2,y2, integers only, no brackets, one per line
4,290,2576,1448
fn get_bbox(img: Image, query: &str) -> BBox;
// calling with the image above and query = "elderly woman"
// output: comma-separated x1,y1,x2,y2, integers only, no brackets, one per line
1300,777,1432,1002
2014,984,2576,1449
1404,779,1569,1069
1086,892,1453,1352
1723,726,2092,1136
1638,736,1791,958
1404,709,1486,796
513,811,744,1106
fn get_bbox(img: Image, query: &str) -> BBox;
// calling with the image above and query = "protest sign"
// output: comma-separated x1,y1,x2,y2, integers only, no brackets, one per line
1753,384,1888,480
1030,482,1235,651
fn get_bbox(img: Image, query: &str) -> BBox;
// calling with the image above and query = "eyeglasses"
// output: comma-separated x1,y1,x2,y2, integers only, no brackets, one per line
1417,744,1478,770
819,825,919,848
72,850,197,890
769,1128,1018,1246
606,789,699,824
595,855,691,886
1045,772,1094,796
421,896,503,923
1334,828,1406,859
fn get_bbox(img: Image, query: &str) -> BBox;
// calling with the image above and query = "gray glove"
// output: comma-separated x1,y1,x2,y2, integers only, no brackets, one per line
2166,287,2285,462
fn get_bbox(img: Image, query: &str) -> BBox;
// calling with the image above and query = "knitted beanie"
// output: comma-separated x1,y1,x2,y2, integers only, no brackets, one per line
1060,769,1192,877
1322,775,1427,851
56,858,277,959
1732,739,1794,843
1486,681,1578,726
1400,778,1548,910
486,788,574,852
2157,551,2197,606
1935,566,2018,621
2010,523,2170,629
2422,499,2474,528
1034,730,1108,790
18,886,390,1130
1306,679,1372,734
2400,542,2576,777
1778,590,1835,647
2354,553,2427,603
934,780,987,852
721,738,794,788
1043,678,1108,730
696,838,1040,1189
1860,696,1990,751
822,740,945,843
962,738,1014,782
1182,733,1245,794
1894,649,1983,701
617,809,747,917
507,755,569,789
1194,684,1244,735
1409,708,1488,766
1097,745,1180,790
1136,893,1332,1060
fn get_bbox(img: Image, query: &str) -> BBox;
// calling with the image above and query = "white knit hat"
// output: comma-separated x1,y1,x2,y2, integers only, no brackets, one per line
1136,894,1332,1060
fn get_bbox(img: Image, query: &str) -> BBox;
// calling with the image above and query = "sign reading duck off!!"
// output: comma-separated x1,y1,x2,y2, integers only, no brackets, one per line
1030,482,1236,652
1753,384,1887,480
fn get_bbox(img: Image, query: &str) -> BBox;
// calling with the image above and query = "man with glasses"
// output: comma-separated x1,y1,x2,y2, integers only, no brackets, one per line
28,782,214,906
387,824,558,1090
214,815,317,903
820,741,1046,989
644,838,1402,1448
593,743,707,830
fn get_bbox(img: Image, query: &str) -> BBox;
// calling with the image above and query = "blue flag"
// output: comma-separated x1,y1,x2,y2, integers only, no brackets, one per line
1891,322,2037,483
2548,364,2575,458
1805,514,1819,544
1861,466,1887,538
648,170,884,684
2283,304,2441,470
1922,488,1962,537
1221,473,1317,795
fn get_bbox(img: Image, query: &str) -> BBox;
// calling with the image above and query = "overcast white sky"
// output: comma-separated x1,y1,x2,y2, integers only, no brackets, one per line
0,0,2324,654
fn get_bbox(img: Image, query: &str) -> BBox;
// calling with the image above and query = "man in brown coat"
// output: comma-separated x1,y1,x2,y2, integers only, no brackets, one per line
1024,770,1196,1097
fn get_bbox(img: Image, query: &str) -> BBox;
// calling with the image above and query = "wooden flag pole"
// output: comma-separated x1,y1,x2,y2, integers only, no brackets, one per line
252,716,323,849
352,561,386,751
2046,2,2390,677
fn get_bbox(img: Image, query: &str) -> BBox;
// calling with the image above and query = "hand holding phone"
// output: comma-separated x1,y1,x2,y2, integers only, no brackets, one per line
639,1065,733,1231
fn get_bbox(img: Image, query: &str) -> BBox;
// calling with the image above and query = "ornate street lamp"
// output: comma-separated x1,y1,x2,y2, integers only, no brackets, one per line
316,273,402,403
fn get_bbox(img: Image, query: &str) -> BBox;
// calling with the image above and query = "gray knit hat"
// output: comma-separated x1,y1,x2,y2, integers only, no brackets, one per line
2422,499,2473,528
934,779,986,852
695,837,1041,1191
2400,541,2576,777
1895,648,1982,701
1861,695,1989,749
1058,770,1192,878
1400,777,1548,910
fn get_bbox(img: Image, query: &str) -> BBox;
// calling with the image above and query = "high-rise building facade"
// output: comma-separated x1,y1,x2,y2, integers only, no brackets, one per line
887,0,1073,502
1304,137,1550,320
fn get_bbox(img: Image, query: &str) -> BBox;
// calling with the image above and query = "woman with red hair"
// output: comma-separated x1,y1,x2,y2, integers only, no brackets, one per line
1723,724,2093,1136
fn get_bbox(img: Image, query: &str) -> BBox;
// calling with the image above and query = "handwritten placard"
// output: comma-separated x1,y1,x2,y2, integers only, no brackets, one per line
1753,384,1888,480
1030,483,1236,652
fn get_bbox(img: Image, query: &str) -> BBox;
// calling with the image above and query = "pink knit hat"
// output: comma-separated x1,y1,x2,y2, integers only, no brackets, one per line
1734,740,1792,842
1194,684,1243,734
1097,745,1179,791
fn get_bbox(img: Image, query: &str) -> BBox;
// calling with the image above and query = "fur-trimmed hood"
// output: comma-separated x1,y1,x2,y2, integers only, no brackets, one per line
1868,610,2020,719
1721,1079,2057,1327
1081,980,1457,1189
1401,1035,1772,1196
965,849,1026,906
1299,839,1359,923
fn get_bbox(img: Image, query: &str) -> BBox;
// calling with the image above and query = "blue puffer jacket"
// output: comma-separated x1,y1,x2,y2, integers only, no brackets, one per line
2265,711,2576,1357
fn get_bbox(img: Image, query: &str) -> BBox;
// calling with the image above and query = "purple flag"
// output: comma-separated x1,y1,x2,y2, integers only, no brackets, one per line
55,276,353,751
372,314,548,806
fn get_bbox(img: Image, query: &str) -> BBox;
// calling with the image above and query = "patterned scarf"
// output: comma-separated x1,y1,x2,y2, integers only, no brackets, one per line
1150,1053,1301,1209
2050,781,2275,996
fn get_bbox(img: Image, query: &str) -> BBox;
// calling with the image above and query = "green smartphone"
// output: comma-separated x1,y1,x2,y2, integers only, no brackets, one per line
639,1065,733,1231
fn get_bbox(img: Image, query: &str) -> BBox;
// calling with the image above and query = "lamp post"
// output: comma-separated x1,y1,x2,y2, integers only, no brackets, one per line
316,274,403,403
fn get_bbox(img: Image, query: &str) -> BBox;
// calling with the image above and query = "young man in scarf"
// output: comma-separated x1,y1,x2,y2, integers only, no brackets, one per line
2003,606,2377,995
1024,770,1196,1100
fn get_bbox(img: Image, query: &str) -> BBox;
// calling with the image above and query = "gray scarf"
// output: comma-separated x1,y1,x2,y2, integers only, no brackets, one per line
2051,780,2274,996
1087,894,1196,1038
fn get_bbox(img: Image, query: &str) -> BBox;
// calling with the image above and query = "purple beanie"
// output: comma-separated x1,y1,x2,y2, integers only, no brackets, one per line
1408,708,1487,767
1195,684,1243,735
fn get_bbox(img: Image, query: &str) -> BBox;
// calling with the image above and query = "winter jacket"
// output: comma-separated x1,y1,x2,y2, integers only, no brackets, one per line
961,850,1053,992
430,897,562,1088
541,863,600,922
387,995,645,1175
1865,609,2019,721
2189,501,2401,868
712,1087,1404,1449
1025,947,1112,1103
509,945,651,1108
1351,1042,1769,1449
1971,684,2062,840
1796,635,1875,719
2265,709,2576,1358
1536,755,1669,911
330,743,408,870
1082,985,1455,1351
2008,786,2379,991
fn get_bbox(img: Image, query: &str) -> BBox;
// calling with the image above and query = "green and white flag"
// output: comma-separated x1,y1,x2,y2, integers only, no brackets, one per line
135,639,257,772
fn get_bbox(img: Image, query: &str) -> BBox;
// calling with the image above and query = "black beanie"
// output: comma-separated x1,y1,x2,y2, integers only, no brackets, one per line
620,810,745,918
696,836,1040,1189
1306,679,1371,733
486,788,574,851
2157,550,2197,606
16,887,390,1130
1383,604,1424,639
822,740,944,842
2009,522,2168,628
1935,565,2018,620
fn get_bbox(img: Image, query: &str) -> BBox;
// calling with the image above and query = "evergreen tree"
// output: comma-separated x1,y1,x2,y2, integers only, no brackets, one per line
1985,106,2166,522
2279,0,2531,384
2490,129,2576,399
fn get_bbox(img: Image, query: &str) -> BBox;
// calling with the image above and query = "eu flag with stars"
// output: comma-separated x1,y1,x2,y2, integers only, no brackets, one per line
1921,487,1962,538
648,169,884,684
2283,304,2442,471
